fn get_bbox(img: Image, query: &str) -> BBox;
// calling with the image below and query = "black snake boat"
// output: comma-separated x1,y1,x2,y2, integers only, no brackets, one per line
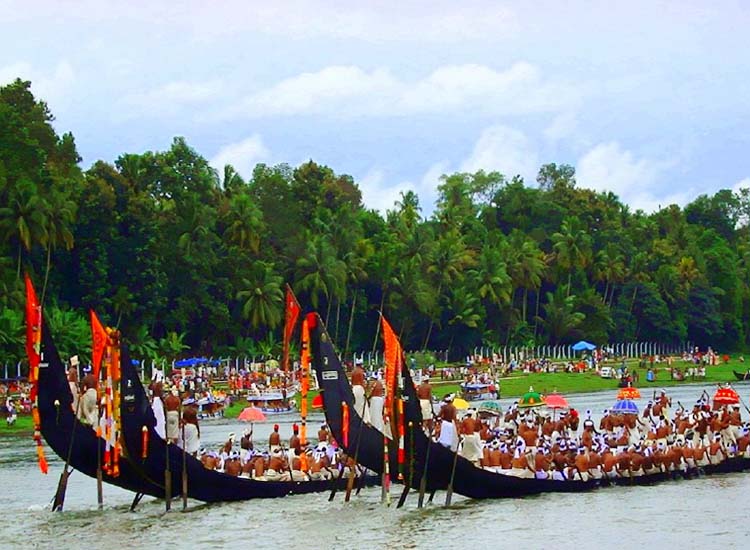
311,313,750,499
119,342,377,502
37,323,164,501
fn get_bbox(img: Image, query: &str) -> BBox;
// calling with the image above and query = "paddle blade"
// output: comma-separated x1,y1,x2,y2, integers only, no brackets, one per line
396,486,410,508
52,470,70,512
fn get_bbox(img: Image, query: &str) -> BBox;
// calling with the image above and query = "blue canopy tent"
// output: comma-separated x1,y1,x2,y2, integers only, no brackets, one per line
571,340,596,352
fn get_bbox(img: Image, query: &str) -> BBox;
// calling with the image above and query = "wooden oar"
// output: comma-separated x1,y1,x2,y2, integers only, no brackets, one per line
181,416,188,511
344,394,370,502
52,391,84,512
327,462,344,502
445,434,462,506
164,437,172,512
417,421,435,508
96,425,103,510
396,422,414,508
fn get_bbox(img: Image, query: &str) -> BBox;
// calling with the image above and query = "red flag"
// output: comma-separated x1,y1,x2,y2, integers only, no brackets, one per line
25,273,48,474
90,309,108,382
282,284,301,373
381,316,403,412
24,274,42,381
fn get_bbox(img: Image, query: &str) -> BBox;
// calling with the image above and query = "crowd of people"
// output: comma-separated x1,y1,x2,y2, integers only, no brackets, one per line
196,422,359,482
428,387,749,481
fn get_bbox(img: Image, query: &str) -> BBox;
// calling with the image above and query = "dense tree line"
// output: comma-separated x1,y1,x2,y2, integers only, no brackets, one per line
1,79,749,365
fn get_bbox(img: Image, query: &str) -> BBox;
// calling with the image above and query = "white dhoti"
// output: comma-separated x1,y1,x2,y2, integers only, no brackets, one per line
78,388,99,427
166,410,179,441
265,469,282,481
460,432,483,463
420,399,433,423
437,420,458,451
508,467,534,479
369,395,384,433
352,385,370,424
151,398,166,439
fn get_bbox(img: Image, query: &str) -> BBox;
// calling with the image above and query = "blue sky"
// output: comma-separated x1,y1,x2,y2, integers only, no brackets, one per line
2,0,749,215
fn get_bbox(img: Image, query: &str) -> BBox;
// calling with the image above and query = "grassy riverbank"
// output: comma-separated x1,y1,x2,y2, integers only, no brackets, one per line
0,414,33,437
430,358,749,399
220,358,749,420
5,358,746,434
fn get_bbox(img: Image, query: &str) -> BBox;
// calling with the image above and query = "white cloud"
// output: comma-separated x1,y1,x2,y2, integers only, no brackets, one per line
121,79,224,118
223,62,582,119
576,141,683,212
733,177,750,194
210,135,270,178
0,1,518,43
544,111,578,142
460,125,538,182
360,126,540,215
0,60,75,108
358,161,449,215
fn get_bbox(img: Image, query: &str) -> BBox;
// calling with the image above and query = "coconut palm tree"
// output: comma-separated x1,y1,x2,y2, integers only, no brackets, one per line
39,188,76,303
551,216,592,298
0,178,47,277
422,229,475,350
222,191,264,254
537,288,585,345
236,262,284,330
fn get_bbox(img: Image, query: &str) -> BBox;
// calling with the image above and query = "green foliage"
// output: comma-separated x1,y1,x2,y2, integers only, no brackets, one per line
45,304,91,363
158,331,189,360
3,80,750,362
0,307,24,363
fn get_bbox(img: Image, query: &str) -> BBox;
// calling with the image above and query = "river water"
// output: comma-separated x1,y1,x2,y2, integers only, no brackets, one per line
1,381,748,549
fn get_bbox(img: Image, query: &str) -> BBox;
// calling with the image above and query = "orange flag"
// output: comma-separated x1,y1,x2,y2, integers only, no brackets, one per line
90,309,108,383
282,284,301,373
299,318,310,445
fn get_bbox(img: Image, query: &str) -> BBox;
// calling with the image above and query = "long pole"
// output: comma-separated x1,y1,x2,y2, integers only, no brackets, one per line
164,437,172,512
396,421,414,508
445,435,462,506
417,421,434,508
181,403,188,510
96,424,103,510
52,390,83,512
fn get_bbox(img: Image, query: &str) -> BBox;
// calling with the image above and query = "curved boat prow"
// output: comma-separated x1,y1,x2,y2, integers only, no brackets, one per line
37,322,164,500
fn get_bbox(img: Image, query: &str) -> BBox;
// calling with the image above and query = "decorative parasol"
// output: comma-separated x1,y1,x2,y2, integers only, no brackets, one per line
237,406,267,422
452,397,470,410
479,401,502,413
518,387,544,408
617,386,641,400
611,399,638,415
544,393,569,409
712,386,739,409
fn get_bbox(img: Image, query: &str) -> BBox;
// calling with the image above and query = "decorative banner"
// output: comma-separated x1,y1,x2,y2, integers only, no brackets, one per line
282,284,301,373
24,273,47,474
300,318,310,446
92,312,122,478
341,401,350,448
381,316,405,479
